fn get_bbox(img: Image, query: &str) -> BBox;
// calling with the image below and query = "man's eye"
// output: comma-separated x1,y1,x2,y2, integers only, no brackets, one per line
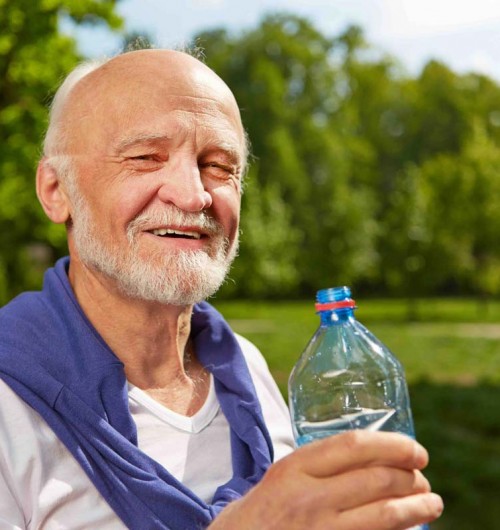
131,154,155,161
125,154,164,170
201,163,235,178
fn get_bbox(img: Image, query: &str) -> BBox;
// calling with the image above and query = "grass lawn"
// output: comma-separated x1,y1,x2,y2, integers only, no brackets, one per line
213,297,500,530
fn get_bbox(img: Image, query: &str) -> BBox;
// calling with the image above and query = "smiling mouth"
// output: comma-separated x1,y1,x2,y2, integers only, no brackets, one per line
150,228,203,240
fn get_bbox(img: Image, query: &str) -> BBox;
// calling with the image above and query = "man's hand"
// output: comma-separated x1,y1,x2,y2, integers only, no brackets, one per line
210,431,443,530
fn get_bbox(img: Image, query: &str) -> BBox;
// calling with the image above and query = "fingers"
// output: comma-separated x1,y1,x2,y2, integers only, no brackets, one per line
324,468,430,511
210,437,442,530
212,431,440,530
297,431,428,477
334,492,444,530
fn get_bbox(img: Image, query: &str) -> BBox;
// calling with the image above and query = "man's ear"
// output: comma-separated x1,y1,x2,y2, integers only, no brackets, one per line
36,158,71,224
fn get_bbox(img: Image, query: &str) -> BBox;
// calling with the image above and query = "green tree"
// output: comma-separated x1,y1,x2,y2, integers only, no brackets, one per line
195,15,378,297
381,158,472,317
5,7,500,304
0,0,122,304
410,61,471,163
461,123,500,302
341,46,500,300
381,121,500,315
219,165,301,298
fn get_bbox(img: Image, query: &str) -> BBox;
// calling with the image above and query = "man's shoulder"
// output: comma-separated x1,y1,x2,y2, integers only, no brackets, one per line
0,289,46,323
0,290,51,363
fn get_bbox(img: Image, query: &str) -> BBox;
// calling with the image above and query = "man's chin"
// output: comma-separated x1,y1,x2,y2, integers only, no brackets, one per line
73,235,234,305
112,259,230,306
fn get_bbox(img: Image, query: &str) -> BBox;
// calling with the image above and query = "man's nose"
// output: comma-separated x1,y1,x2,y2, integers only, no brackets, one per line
157,160,213,212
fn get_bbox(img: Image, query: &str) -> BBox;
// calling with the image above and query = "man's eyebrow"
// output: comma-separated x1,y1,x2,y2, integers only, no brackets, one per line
115,134,244,166
203,141,243,165
115,134,172,153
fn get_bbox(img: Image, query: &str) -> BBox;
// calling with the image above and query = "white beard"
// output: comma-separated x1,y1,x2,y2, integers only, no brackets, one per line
70,194,238,306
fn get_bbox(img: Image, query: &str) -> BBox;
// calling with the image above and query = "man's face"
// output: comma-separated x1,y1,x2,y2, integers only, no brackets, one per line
59,51,244,305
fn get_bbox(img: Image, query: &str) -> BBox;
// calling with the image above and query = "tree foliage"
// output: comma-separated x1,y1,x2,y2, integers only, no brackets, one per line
195,14,500,302
196,15,378,297
0,0,121,301
3,9,500,304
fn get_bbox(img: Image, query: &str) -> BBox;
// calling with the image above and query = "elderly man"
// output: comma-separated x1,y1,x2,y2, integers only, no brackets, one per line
0,50,442,529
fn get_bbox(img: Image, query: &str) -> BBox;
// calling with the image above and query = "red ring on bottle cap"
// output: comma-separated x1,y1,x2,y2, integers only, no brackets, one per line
315,299,356,312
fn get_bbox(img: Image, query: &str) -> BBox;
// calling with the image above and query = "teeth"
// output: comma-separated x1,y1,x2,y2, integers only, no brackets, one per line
151,228,201,240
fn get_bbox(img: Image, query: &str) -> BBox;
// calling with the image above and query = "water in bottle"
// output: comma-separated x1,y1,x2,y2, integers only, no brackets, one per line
288,286,428,530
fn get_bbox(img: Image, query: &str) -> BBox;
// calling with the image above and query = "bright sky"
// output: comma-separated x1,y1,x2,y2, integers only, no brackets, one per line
65,0,500,81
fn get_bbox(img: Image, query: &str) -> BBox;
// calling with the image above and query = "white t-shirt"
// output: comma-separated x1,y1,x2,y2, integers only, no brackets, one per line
0,334,294,529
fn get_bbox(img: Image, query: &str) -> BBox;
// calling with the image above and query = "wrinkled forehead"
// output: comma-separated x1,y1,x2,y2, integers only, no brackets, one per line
61,51,245,154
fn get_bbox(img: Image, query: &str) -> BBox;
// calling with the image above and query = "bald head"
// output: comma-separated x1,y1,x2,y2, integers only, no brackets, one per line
37,49,244,305
44,50,247,169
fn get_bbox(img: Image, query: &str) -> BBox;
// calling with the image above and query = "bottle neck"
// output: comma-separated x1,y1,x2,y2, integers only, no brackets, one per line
315,286,356,325
319,308,355,325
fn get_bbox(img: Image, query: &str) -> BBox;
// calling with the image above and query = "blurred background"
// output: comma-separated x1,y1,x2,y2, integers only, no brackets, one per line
1,1,500,528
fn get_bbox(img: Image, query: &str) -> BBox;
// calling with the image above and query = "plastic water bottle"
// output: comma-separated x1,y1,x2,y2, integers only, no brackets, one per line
288,286,428,530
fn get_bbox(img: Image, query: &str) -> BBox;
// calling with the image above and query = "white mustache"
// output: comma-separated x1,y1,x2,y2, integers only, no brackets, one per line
126,207,224,243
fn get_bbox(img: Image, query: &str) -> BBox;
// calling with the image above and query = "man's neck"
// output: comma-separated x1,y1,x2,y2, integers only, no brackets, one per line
68,258,210,416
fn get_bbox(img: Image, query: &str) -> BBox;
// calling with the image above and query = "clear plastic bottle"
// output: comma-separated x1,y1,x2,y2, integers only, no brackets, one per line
289,286,428,530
